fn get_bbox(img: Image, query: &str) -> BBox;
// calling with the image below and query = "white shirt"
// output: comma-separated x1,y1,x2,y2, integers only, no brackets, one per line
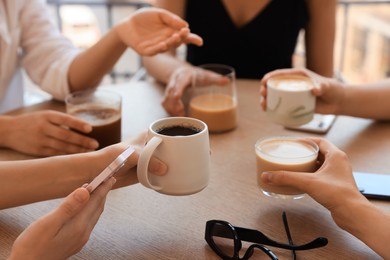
0,0,80,113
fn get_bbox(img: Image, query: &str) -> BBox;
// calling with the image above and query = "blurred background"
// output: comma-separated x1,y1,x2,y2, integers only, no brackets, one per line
25,0,390,104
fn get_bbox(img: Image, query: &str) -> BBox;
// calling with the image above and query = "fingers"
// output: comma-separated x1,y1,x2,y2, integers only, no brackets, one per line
47,111,92,133
44,123,98,150
178,28,203,46
52,187,91,224
158,8,188,30
78,177,116,231
148,157,168,176
261,171,315,195
123,145,167,176
45,111,99,151
196,69,231,87
162,68,192,116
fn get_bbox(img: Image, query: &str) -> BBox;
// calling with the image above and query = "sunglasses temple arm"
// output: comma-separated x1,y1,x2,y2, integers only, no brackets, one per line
282,212,296,260
235,227,328,250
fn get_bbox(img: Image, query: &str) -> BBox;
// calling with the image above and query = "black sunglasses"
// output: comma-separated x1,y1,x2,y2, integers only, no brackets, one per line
205,212,328,260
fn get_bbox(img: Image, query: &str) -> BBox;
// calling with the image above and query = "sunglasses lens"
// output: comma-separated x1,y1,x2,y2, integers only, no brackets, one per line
210,222,236,258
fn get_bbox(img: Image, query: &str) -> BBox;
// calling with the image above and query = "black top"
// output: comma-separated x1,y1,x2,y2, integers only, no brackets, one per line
185,0,309,79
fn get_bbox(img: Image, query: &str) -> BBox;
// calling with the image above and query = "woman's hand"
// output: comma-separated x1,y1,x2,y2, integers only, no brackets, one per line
259,68,346,115
0,111,98,156
115,7,203,56
162,67,231,116
260,138,364,226
9,177,116,260
92,132,167,189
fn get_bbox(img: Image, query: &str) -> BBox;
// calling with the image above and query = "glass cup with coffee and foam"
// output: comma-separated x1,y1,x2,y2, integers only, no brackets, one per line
65,88,122,149
188,64,238,133
255,136,319,199
266,75,315,127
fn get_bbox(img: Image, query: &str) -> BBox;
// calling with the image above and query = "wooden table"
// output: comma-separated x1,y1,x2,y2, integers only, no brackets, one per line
1,79,389,259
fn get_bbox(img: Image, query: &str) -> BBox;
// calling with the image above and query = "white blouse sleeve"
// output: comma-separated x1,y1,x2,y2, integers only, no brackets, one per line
19,0,81,100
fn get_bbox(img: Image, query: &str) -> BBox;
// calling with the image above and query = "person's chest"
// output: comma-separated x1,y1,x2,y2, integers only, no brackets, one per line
221,0,272,28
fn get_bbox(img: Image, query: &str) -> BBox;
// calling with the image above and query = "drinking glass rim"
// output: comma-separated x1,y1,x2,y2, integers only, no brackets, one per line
198,63,236,77
255,136,319,160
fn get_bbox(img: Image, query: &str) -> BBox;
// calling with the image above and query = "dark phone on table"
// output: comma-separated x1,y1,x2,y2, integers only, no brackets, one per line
353,172,390,201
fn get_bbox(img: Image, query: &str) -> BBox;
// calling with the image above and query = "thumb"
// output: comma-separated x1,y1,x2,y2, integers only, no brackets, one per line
261,171,313,193
53,188,90,223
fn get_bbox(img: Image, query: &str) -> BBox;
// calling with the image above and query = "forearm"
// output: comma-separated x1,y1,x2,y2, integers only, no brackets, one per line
333,196,390,258
143,52,192,85
68,29,127,92
0,145,127,209
340,79,390,120
0,153,97,209
0,116,13,147
305,0,336,78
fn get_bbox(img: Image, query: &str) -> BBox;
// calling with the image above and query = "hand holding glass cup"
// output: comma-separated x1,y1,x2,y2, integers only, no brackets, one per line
188,64,238,133
255,136,319,199
65,88,122,149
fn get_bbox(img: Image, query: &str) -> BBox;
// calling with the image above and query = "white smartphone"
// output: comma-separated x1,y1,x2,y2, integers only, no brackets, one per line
353,171,390,201
285,114,337,134
85,146,135,193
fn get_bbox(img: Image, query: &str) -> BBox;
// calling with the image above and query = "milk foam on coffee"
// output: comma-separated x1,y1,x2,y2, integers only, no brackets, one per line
272,78,313,91
259,140,316,164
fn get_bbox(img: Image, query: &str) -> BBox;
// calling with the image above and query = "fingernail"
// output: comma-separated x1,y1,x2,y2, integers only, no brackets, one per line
90,140,99,149
150,161,168,175
262,172,273,183
84,124,93,133
111,177,117,185
74,189,88,202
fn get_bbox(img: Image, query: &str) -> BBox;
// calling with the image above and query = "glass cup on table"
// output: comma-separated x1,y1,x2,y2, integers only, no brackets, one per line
255,136,319,199
65,88,122,149
188,64,238,133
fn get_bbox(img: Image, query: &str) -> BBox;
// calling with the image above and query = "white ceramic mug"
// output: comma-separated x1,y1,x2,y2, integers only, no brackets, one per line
137,117,210,195
266,75,315,127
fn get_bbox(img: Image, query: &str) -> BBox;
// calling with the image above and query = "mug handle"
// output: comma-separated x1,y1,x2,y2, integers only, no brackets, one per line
137,136,163,191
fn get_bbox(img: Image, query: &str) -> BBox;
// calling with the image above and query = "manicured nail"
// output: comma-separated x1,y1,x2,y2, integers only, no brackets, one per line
262,172,273,183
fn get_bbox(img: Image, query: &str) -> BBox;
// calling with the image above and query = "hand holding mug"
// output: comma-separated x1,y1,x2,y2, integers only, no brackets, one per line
137,117,210,196
260,68,346,116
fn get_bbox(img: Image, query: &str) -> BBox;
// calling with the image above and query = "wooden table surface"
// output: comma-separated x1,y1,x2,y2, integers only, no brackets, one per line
1,79,389,259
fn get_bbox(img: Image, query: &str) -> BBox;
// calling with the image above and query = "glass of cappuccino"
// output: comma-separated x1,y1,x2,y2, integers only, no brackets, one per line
255,136,319,199
188,64,238,133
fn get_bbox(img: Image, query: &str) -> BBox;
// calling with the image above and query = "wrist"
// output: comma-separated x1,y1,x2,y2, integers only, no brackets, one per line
331,193,374,236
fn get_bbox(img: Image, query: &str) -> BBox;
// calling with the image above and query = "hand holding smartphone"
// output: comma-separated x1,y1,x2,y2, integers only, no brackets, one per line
86,146,135,193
